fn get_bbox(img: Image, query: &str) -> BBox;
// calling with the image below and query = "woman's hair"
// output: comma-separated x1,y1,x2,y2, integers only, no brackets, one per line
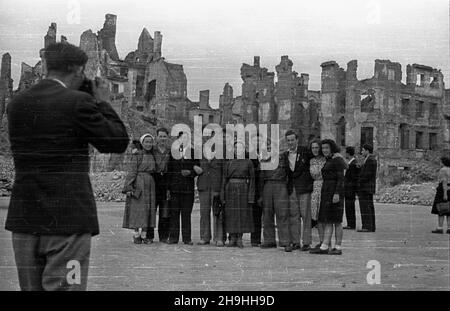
320,139,339,154
441,156,450,167
309,139,323,156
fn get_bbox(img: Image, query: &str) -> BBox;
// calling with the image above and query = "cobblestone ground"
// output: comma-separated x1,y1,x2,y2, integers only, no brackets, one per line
0,197,449,291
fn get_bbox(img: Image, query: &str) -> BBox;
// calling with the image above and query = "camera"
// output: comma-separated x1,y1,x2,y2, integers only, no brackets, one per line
78,78,94,96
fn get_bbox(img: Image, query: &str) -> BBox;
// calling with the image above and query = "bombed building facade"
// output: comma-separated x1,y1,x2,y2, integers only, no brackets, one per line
320,59,449,185
220,56,321,149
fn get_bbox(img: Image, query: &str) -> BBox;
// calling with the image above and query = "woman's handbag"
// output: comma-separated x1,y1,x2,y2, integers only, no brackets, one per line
437,201,450,215
212,195,223,217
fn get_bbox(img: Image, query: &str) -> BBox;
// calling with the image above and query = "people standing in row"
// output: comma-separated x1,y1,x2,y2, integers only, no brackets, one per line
259,139,292,252
309,139,326,249
310,139,346,255
150,128,172,243
343,146,360,230
431,156,450,234
357,144,377,233
122,134,156,244
197,131,226,246
167,132,202,245
286,130,314,251
221,141,255,248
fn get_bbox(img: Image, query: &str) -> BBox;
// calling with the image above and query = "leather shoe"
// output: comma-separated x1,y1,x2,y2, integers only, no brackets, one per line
216,241,225,247
309,248,329,254
432,229,444,234
300,245,311,252
292,244,301,250
284,245,293,252
328,248,342,255
167,240,178,244
184,241,194,245
357,229,371,232
343,226,355,230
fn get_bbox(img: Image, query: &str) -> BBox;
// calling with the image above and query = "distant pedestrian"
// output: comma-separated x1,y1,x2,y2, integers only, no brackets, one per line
431,156,450,234
122,134,156,244
343,146,360,230
357,144,377,233
310,139,345,255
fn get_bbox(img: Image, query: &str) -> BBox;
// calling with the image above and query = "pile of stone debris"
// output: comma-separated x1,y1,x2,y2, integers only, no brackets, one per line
375,182,436,206
90,170,127,202
0,156,14,197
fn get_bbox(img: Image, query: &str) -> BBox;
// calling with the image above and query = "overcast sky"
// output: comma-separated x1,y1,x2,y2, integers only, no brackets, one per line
1,0,449,108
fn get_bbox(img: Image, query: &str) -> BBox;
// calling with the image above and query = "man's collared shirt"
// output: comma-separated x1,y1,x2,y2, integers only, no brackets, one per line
48,78,67,88
288,148,298,172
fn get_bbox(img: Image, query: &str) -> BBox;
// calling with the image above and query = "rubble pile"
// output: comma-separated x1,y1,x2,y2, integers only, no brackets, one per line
375,182,436,206
0,155,14,197
90,170,127,202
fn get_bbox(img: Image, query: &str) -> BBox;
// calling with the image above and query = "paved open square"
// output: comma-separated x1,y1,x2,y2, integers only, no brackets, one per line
0,197,449,291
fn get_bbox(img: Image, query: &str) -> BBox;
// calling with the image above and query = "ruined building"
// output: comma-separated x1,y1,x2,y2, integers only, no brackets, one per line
320,59,449,184
220,56,321,148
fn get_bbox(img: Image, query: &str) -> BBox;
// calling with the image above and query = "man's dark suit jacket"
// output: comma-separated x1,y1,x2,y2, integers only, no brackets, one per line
358,155,377,194
344,159,360,197
285,146,313,196
5,79,129,236
197,158,224,193
167,148,200,196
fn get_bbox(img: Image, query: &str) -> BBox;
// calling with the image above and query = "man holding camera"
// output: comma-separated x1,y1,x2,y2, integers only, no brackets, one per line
5,43,129,291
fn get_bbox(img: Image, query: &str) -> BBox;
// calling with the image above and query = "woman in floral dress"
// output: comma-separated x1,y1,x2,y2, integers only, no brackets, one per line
309,139,326,248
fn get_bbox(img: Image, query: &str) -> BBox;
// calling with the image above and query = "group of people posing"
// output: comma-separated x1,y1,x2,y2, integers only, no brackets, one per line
122,128,379,255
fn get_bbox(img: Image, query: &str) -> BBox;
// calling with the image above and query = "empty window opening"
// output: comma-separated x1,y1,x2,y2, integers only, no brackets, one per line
400,124,409,150
360,127,374,148
429,133,438,150
415,131,424,149
361,91,375,113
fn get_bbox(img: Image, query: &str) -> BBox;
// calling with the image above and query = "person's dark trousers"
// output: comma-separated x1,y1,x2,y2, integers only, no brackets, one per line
262,181,290,246
145,199,171,241
251,202,263,245
345,191,356,229
168,193,194,243
358,191,376,232
12,233,91,291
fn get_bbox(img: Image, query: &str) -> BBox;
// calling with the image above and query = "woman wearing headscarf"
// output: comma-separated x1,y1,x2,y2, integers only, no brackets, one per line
221,140,255,248
122,134,157,244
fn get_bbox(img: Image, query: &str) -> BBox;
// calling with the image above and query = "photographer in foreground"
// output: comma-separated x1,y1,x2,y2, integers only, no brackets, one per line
5,42,129,291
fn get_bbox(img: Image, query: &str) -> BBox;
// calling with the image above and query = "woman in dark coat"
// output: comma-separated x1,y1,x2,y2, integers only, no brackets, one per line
310,139,346,255
221,141,255,248
431,156,450,234
122,134,156,244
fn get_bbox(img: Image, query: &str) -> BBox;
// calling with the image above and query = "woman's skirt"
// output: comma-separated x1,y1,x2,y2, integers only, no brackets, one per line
311,180,323,221
224,180,254,234
431,182,450,216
